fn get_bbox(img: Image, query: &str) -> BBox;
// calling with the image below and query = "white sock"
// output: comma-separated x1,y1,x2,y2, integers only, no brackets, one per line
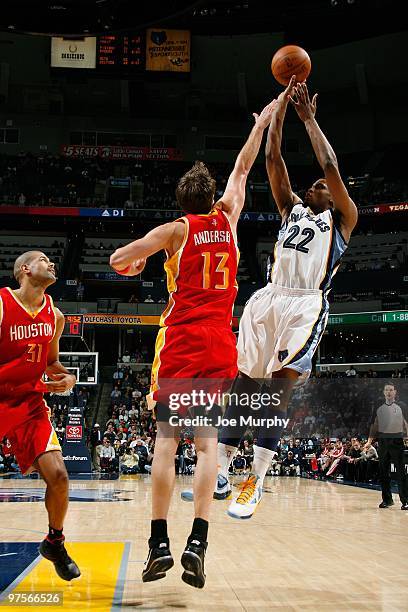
217,443,238,479
252,445,276,488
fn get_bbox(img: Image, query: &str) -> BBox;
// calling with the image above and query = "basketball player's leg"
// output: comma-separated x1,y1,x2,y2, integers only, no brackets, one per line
35,452,80,581
151,420,180,519
9,411,80,580
252,367,299,483
227,291,328,518
227,367,299,519
143,416,180,583
34,450,69,531
181,373,264,503
180,427,217,589
215,372,262,495
244,291,328,504
192,428,218,519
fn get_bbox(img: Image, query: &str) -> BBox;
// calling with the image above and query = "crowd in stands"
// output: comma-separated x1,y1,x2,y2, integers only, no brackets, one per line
90,364,155,474
228,436,387,484
1,152,408,212
320,349,408,365
85,361,408,492
2,368,406,489
90,360,200,476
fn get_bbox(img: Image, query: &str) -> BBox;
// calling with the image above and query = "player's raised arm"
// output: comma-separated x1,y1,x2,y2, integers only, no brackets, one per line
219,99,277,225
45,309,76,393
290,82,358,241
109,221,182,276
265,75,302,220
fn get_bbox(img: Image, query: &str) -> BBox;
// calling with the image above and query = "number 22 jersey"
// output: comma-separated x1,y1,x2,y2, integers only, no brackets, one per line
268,203,348,293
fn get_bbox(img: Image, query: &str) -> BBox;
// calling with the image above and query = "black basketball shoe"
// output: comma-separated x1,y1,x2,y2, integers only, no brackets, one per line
379,500,394,508
39,538,81,581
181,538,207,589
142,539,174,582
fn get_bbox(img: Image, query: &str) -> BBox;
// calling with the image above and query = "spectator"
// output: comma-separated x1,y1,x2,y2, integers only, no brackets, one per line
242,439,254,471
232,451,246,475
354,440,379,482
122,351,131,363
99,439,116,472
282,451,300,476
113,367,124,381
103,424,116,445
120,448,139,474
183,444,196,475
55,421,65,444
133,439,149,473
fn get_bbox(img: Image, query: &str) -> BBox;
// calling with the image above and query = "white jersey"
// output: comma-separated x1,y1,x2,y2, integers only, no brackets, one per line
268,203,347,293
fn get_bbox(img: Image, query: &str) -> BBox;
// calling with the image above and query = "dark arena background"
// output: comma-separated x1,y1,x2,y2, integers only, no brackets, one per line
0,0,407,609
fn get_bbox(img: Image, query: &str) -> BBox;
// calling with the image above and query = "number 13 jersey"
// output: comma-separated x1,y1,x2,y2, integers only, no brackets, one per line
268,203,347,293
161,209,239,328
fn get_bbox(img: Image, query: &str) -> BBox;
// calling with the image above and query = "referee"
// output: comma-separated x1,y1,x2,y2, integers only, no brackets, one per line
366,382,408,510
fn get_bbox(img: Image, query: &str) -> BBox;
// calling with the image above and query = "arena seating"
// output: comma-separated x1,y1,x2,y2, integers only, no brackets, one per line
0,233,67,278
342,231,407,271
2,152,408,212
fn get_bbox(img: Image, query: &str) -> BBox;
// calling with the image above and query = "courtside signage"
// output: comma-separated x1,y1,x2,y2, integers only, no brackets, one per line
83,314,160,325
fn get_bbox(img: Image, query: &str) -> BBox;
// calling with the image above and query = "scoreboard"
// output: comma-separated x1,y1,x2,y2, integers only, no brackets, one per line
97,33,144,71
51,29,190,75
63,314,84,338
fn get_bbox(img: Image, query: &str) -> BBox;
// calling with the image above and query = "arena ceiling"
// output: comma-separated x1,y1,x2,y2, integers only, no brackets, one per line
0,0,405,48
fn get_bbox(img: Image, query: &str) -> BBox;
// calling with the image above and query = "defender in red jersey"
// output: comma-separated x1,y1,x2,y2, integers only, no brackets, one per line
0,251,80,581
110,98,277,588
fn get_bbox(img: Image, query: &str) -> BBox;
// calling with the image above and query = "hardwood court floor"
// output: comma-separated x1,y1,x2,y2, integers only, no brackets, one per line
0,475,407,611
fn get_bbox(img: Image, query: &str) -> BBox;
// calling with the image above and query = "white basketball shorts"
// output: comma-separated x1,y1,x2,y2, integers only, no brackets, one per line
237,283,329,379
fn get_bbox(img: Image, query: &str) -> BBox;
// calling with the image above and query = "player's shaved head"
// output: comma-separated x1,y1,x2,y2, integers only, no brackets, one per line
13,251,44,283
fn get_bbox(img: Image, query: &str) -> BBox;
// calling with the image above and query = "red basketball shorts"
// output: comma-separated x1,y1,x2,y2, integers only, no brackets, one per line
149,324,238,414
0,401,61,475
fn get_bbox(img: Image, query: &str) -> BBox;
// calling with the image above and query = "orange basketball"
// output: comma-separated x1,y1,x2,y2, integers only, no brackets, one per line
271,45,311,86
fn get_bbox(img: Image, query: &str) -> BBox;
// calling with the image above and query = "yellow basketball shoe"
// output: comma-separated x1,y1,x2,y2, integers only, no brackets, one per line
227,474,262,519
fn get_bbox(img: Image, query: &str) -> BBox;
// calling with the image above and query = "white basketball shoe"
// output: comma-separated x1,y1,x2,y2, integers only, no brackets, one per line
227,474,262,519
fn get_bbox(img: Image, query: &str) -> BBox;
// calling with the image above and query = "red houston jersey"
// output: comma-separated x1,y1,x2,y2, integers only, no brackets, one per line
160,209,239,327
0,287,57,411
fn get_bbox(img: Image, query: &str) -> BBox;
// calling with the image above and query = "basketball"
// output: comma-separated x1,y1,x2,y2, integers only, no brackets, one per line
271,45,311,86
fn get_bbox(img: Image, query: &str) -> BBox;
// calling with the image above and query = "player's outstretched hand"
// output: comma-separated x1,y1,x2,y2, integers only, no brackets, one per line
277,75,297,106
289,82,318,122
252,99,278,130
45,372,76,393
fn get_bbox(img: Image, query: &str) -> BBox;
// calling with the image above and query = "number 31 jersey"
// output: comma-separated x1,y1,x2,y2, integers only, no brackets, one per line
268,203,348,293
160,209,239,328
0,287,56,410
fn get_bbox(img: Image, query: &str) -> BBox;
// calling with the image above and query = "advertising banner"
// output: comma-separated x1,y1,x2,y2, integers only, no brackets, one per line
83,313,161,326
51,37,97,69
62,404,92,473
60,145,183,160
146,29,190,72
